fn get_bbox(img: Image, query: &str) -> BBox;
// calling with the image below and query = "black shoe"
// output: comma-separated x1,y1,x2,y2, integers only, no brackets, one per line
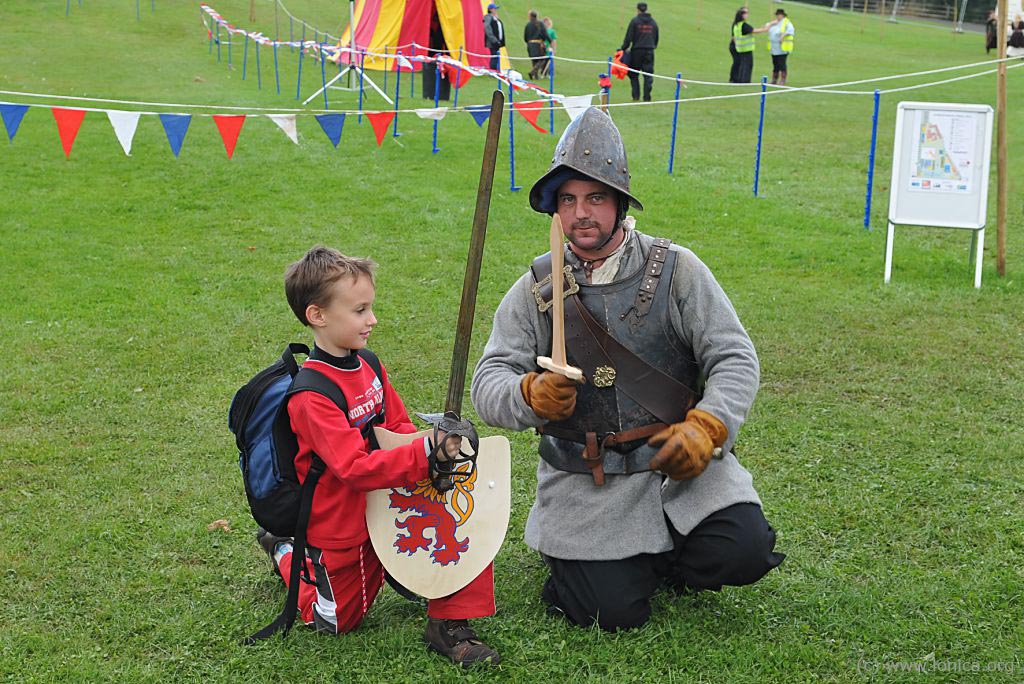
424,618,500,668
255,527,292,577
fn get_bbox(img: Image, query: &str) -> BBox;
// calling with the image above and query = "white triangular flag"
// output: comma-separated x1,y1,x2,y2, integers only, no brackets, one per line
561,95,594,123
266,114,298,144
396,54,414,70
414,108,448,121
106,110,141,156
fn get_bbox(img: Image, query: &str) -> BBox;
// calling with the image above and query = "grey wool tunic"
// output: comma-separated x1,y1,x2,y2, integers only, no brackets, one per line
470,227,763,561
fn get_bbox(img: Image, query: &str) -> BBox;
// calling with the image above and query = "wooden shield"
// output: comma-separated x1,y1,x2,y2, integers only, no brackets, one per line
366,427,511,599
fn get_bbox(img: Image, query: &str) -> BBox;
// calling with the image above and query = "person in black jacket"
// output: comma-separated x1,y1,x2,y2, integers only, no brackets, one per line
483,3,505,71
621,2,659,101
524,10,551,80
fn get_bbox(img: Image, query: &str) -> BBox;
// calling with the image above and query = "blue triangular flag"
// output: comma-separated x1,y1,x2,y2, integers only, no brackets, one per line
466,105,491,128
315,113,346,148
159,113,192,158
1,103,29,142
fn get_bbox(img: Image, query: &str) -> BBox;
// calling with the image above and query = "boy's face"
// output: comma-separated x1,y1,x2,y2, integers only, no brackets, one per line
306,274,377,356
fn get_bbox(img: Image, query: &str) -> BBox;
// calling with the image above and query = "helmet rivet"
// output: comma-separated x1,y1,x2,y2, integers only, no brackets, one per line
606,159,613,164
583,149,591,155
561,150,566,156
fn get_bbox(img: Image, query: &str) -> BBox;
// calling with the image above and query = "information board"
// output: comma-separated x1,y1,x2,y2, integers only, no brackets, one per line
887,101,993,230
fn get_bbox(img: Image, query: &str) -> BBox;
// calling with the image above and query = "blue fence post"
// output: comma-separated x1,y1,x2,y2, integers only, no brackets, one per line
320,43,329,109
509,81,522,191
753,76,767,198
432,59,441,153
289,16,294,52
256,41,262,89
668,72,682,174
393,50,402,137
274,43,280,94
453,47,464,109
208,14,213,54
296,33,305,99
216,22,221,62
410,45,416,98
606,57,613,107
66,0,71,17
242,34,249,80
136,0,140,21
548,49,555,133
228,27,233,67
864,89,881,230
358,51,366,123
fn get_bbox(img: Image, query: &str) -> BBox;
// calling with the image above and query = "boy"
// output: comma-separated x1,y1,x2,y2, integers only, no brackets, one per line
257,246,499,667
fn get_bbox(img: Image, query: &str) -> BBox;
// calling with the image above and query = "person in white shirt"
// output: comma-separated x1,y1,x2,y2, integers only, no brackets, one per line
767,8,795,86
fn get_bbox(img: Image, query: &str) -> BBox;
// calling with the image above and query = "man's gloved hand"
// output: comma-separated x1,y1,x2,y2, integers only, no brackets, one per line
647,408,728,481
521,371,578,421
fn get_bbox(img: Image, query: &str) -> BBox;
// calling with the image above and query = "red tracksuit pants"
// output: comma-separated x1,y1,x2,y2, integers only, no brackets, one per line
279,540,495,634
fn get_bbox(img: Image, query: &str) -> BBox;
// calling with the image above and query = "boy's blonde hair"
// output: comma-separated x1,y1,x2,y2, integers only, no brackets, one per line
284,246,377,326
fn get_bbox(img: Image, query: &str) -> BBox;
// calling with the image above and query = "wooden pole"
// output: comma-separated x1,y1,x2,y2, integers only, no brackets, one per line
249,0,255,23
996,0,1008,276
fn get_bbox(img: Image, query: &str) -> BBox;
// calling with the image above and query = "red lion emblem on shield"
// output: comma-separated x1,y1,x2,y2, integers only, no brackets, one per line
388,465,477,566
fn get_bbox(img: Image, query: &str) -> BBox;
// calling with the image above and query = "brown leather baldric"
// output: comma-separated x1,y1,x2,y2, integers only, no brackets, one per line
531,238,701,485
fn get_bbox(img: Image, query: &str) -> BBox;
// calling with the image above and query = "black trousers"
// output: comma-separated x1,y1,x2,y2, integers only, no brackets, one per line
541,503,784,632
627,48,655,101
772,54,788,74
733,51,754,84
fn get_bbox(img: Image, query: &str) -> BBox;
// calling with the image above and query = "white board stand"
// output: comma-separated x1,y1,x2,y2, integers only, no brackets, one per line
884,102,994,289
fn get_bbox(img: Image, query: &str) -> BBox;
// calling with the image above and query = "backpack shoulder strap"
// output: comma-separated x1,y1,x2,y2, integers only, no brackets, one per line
356,348,383,381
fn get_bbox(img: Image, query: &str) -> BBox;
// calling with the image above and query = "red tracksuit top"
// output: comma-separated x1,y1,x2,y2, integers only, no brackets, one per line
288,345,429,550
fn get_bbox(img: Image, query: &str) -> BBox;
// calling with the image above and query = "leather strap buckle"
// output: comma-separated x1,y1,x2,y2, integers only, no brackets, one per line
532,265,580,312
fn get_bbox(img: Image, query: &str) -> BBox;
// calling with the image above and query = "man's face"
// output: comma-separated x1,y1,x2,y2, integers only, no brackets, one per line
555,179,620,255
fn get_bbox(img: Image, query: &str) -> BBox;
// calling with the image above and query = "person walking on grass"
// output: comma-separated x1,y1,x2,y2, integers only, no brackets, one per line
524,9,550,80
471,108,784,632
621,2,659,102
255,247,500,668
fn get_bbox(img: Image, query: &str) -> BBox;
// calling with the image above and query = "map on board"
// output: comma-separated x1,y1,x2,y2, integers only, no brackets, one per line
908,110,977,194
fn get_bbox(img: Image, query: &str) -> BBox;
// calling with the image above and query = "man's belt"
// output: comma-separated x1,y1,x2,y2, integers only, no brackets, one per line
528,39,545,43
537,423,667,485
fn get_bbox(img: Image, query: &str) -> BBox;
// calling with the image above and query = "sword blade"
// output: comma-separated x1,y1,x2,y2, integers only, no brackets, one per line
444,89,505,415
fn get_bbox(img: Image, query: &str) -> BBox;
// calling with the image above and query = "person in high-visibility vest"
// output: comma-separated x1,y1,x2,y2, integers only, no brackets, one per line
767,8,794,86
728,7,777,84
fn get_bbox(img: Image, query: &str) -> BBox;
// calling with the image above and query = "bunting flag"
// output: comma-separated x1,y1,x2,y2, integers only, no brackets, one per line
106,110,141,155
52,108,87,159
414,108,448,121
441,63,473,89
213,114,246,158
560,95,594,123
396,54,414,70
512,101,547,133
366,112,395,146
1,103,29,142
466,105,491,127
315,113,345,148
159,113,192,157
266,114,298,144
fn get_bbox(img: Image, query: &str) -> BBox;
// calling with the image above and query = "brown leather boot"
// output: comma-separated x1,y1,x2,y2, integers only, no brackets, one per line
424,618,500,668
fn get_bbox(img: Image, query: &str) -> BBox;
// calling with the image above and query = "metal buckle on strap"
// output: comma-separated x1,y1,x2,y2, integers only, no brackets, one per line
532,265,580,312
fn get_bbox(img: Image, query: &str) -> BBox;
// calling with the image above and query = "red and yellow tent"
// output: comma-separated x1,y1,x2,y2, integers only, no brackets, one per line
338,0,507,71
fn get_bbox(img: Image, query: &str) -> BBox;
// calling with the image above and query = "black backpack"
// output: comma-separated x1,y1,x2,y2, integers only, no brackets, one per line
228,343,383,642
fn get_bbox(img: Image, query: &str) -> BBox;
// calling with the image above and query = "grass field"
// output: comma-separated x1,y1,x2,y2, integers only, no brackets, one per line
1,0,1023,682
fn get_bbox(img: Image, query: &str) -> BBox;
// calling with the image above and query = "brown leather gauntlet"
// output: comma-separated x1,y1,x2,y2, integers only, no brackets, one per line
521,371,578,422
647,408,728,480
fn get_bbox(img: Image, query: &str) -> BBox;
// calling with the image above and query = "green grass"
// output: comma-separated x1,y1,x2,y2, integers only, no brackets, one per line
1,1,1023,682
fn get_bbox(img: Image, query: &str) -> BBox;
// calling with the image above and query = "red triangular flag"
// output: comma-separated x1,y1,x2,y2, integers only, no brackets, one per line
366,112,395,147
213,115,246,158
513,101,548,133
52,108,86,159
